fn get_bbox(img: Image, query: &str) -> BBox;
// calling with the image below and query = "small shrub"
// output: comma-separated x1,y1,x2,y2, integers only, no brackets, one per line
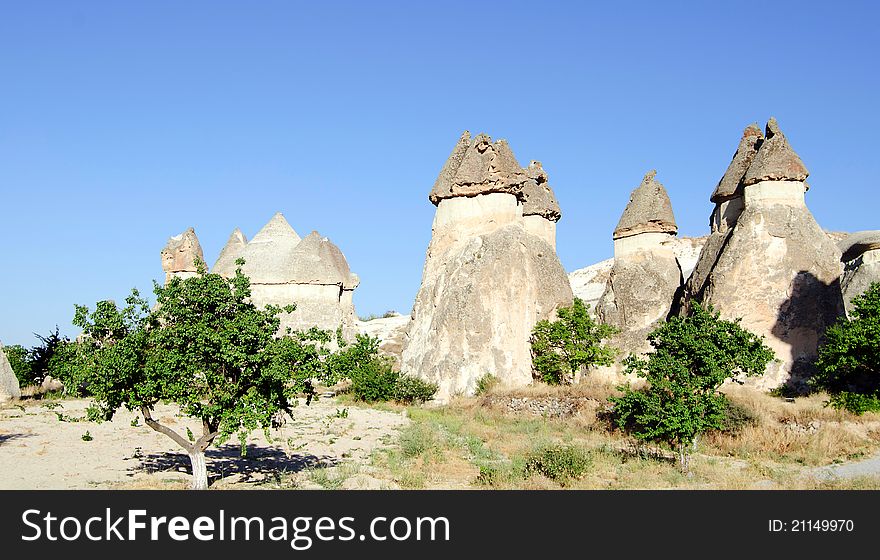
530,298,618,385
523,444,592,485
393,375,437,404
85,404,106,423
398,423,436,459
350,356,399,402
81,431,93,442
827,392,880,415
718,399,758,434
475,373,498,395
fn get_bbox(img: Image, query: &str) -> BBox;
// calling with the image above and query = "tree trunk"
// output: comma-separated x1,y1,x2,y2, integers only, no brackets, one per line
141,406,218,490
189,451,209,490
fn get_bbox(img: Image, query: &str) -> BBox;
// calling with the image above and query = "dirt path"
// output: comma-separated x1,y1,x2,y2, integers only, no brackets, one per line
809,450,880,482
0,397,407,489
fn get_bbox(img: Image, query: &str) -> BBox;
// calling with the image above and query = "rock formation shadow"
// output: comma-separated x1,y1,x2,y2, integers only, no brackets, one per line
771,270,845,395
0,433,30,446
128,443,335,483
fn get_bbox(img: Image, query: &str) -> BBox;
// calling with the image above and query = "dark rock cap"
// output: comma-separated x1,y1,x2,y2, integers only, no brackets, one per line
521,161,562,222
613,170,678,239
839,230,880,262
742,117,810,186
428,131,530,205
711,124,764,203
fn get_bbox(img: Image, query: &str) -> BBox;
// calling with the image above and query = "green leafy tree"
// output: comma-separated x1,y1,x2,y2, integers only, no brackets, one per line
3,344,33,387
530,298,618,384
609,303,774,472
64,259,325,489
30,326,70,385
811,282,880,414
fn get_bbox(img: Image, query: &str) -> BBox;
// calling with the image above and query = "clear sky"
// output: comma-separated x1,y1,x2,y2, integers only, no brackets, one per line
1,1,878,347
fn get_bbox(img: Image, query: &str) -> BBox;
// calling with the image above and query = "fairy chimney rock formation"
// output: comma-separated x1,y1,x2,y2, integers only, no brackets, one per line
839,231,880,316
612,170,678,257
683,118,843,390
710,123,763,233
402,131,573,401
597,171,682,352
521,161,562,249
198,213,360,339
0,343,22,403
210,228,248,277
161,227,205,284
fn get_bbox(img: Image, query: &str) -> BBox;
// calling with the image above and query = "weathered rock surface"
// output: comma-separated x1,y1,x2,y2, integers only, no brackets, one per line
210,228,248,277
569,258,614,312
402,223,573,400
568,236,706,315
684,119,842,390
742,117,809,186
160,227,204,284
0,344,21,403
839,231,880,316
404,131,573,400
428,131,530,204
711,123,763,203
612,170,677,239
521,161,561,221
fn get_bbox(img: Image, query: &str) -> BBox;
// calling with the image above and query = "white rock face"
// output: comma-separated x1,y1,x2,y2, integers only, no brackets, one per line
568,258,614,312
0,344,21,403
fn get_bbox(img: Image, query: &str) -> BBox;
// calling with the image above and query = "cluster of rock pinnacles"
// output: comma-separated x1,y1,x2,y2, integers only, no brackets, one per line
145,119,880,406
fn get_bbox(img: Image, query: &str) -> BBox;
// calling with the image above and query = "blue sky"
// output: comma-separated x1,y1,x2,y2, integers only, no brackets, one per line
1,1,878,346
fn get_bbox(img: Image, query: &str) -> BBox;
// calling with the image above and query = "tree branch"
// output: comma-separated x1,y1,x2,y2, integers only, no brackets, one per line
141,406,194,454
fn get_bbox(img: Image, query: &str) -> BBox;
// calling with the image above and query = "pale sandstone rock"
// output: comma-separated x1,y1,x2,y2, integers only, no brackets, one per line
402,223,573,400
568,258,614,313
838,231,880,316
0,343,21,403
211,228,248,277
160,227,205,284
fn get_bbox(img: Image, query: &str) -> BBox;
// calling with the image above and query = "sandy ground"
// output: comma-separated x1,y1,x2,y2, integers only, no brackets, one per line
0,397,408,489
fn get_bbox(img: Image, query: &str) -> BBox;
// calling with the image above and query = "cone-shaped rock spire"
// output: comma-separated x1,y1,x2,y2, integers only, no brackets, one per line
742,117,809,186
211,227,248,277
711,123,764,203
285,231,358,288
613,171,678,239
239,213,302,284
428,131,529,205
